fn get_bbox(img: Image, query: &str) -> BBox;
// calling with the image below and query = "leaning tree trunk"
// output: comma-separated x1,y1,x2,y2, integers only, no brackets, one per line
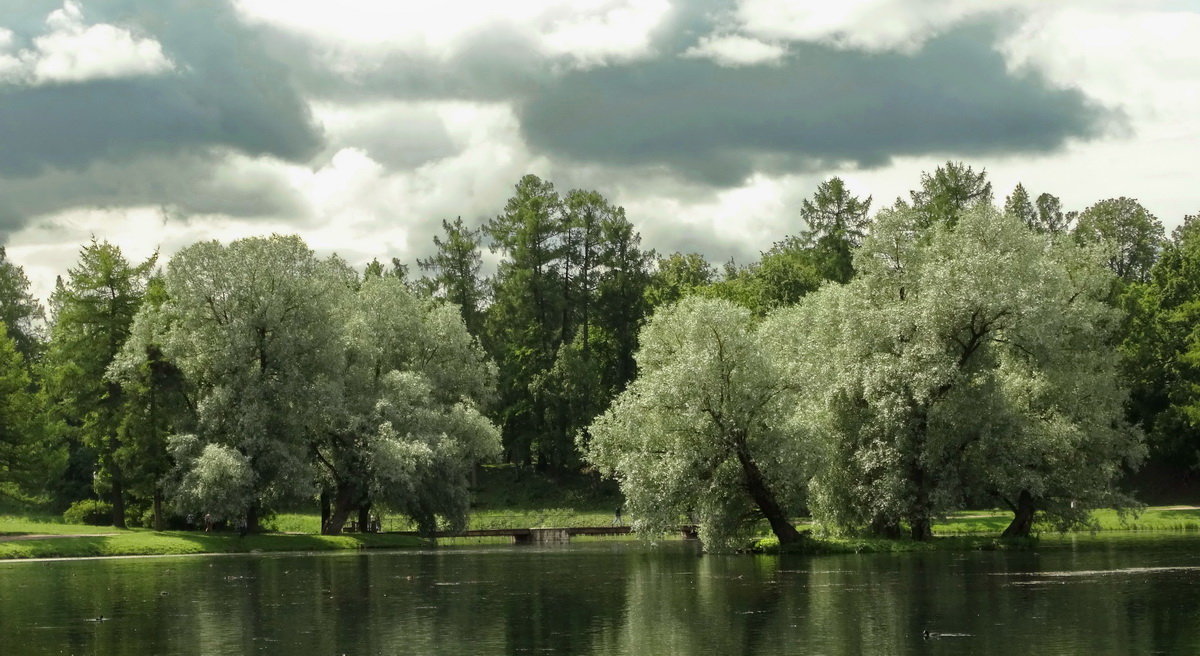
733,441,805,545
323,484,358,535
1002,489,1037,538
247,503,260,534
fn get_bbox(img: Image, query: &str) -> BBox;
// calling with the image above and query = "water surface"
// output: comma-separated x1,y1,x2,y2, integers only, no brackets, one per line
2,534,1199,655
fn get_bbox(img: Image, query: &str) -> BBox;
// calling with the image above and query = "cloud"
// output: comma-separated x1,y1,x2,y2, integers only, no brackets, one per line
0,0,321,177
0,1,175,86
519,22,1118,185
682,34,787,66
234,0,671,69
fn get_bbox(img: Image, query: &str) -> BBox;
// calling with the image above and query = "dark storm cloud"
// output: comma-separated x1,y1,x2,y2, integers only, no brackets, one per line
518,23,1118,186
0,0,321,178
0,150,308,234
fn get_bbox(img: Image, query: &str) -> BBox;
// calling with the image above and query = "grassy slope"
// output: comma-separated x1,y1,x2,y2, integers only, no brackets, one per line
757,506,1200,554
5,467,1197,560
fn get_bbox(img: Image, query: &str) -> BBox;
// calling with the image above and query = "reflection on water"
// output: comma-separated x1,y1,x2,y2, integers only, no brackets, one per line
3,535,1200,655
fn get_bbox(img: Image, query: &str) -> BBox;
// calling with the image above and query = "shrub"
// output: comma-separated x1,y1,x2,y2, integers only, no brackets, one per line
63,499,114,526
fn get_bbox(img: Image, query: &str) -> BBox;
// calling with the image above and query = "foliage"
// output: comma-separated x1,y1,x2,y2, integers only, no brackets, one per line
318,274,501,533
769,205,1145,538
585,297,811,551
909,161,993,228
41,239,156,526
62,499,114,526
1121,214,1200,471
484,176,654,470
645,252,717,309
800,176,872,283
417,217,487,336
151,235,347,525
0,246,45,362
0,324,55,497
1074,197,1165,283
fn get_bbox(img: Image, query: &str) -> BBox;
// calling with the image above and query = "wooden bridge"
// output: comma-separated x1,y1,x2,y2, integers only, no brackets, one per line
393,525,698,544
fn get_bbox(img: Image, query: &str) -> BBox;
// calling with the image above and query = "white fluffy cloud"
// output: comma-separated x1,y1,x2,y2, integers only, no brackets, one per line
234,0,670,69
0,1,175,86
682,34,788,67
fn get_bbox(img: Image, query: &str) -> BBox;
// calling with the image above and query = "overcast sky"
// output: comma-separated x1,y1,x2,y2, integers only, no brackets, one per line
2,0,1197,303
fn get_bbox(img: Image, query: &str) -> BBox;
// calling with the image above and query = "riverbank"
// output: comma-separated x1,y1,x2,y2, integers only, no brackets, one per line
755,505,1200,554
4,505,1197,561
0,523,426,560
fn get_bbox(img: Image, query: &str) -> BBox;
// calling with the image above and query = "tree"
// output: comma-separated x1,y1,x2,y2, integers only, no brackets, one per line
0,247,45,362
1007,185,1075,236
585,297,811,551
645,253,717,310
593,211,654,393
1004,183,1037,230
800,177,872,283
485,175,567,467
42,240,155,527
316,275,500,534
1035,193,1073,234
417,217,487,337
1121,214,1200,479
909,161,993,228
769,205,1144,539
0,324,53,498
153,235,347,531
544,200,656,457
107,276,194,530
1074,197,1165,283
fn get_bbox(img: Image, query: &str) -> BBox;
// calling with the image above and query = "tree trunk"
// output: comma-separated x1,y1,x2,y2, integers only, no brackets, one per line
1002,489,1037,538
733,441,804,545
358,503,371,534
320,489,331,531
153,489,165,532
246,503,259,534
111,473,127,529
323,485,357,535
869,516,902,539
907,412,933,541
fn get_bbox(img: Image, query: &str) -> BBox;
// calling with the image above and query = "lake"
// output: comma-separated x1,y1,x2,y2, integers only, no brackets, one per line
2,534,1199,655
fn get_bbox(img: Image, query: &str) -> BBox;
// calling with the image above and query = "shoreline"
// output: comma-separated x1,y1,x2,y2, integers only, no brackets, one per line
4,527,1199,563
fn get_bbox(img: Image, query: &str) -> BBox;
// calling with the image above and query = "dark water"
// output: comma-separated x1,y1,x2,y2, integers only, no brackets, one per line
2,535,1200,655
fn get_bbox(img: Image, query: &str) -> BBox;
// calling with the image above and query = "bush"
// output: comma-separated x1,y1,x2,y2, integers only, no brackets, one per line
63,499,113,526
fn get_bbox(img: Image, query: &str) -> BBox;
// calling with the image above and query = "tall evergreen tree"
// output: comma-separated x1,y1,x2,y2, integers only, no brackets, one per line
485,175,567,466
43,240,155,527
0,324,54,499
0,246,45,362
910,161,993,228
107,276,194,529
800,177,872,283
418,217,486,337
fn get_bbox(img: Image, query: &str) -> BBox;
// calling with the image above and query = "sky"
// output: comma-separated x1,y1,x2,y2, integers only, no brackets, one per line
1,0,1197,304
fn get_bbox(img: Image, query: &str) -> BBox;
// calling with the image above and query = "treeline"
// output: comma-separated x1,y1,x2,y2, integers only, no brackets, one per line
0,162,1196,543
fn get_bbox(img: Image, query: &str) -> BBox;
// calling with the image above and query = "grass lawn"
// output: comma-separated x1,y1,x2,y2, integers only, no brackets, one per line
0,527,426,560
5,503,1198,560
933,506,1200,535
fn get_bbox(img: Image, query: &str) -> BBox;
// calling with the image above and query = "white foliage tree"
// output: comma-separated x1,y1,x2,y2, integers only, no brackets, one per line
768,205,1145,538
585,297,812,551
